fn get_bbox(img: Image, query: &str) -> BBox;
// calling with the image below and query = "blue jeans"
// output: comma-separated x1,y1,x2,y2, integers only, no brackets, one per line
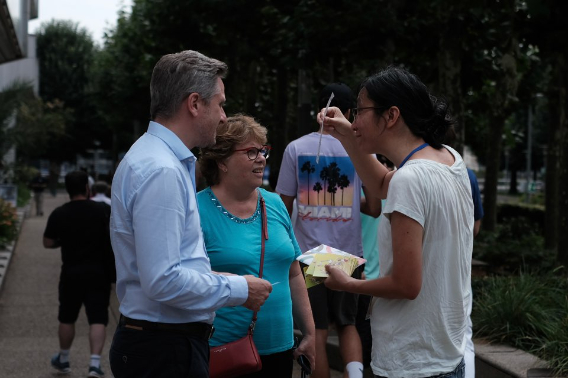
375,358,465,378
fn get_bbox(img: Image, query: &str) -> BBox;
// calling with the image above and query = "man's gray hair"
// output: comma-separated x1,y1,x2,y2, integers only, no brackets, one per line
150,50,228,120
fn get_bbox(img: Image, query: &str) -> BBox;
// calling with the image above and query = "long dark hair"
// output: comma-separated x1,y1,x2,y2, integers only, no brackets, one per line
361,67,455,149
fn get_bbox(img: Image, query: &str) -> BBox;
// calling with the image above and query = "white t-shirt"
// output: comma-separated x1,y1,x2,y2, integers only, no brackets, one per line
371,146,474,378
276,132,364,256
91,193,111,206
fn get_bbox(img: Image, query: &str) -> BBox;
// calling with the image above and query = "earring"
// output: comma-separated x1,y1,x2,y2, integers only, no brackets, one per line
222,168,227,173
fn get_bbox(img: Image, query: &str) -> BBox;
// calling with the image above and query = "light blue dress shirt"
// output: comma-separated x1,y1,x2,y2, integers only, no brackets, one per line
110,121,248,324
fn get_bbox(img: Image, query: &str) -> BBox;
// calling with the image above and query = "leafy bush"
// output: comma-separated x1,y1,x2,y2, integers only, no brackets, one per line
473,217,554,273
13,164,36,207
497,203,545,234
472,272,568,375
533,294,568,375
16,183,31,208
0,197,19,249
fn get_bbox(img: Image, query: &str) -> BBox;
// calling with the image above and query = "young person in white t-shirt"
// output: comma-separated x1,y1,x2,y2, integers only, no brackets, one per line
319,67,474,378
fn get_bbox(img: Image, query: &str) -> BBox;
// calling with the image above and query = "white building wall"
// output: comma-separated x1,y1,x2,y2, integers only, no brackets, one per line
0,34,39,93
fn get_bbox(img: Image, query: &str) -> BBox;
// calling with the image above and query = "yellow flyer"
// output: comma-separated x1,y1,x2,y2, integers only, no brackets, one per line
311,253,357,278
298,244,366,288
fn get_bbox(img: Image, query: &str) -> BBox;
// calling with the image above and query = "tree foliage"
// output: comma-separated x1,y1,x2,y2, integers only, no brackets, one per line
27,0,567,263
36,20,108,161
0,81,68,163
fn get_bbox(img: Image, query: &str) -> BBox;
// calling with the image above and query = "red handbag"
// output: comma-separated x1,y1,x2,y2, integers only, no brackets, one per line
209,195,269,378
209,327,261,378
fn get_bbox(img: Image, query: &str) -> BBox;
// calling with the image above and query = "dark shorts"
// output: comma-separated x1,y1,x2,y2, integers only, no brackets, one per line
58,277,111,325
110,323,210,378
356,294,373,368
308,265,363,329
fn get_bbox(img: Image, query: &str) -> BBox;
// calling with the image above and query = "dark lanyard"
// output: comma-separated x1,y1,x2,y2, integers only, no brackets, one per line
398,143,429,169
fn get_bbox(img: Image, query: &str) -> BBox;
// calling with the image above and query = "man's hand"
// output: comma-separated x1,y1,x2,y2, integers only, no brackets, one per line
323,265,352,291
242,275,272,312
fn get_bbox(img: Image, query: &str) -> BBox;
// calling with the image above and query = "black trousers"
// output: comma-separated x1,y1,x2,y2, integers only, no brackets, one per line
109,323,210,378
240,348,294,378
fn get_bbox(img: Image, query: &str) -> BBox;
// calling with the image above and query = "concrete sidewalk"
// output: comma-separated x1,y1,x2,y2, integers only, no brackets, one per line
0,191,120,378
0,191,336,378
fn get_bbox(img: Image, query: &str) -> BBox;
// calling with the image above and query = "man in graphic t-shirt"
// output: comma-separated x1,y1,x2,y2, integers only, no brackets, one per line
276,83,381,378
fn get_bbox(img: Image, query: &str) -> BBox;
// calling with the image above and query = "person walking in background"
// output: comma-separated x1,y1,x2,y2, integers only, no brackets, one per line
197,114,315,377
468,168,484,238
355,155,393,371
465,167,484,378
108,50,272,378
43,170,115,377
90,181,111,206
320,67,473,378
276,83,381,378
30,171,48,216
81,167,95,192
48,161,60,197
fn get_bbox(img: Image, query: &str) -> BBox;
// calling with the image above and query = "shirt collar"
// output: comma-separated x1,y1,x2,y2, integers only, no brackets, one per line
147,121,195,162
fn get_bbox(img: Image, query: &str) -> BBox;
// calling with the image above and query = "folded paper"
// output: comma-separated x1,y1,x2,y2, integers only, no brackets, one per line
297,244,366,288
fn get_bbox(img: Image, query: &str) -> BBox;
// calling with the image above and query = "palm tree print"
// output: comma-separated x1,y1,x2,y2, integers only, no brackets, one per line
313,182,323,205
320,166,330,205
326,162,340,206
298,156,354,208
338,174,350,205
301,160,316,205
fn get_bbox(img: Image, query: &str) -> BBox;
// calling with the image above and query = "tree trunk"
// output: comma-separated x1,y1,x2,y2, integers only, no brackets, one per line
482,6,519,231
545,84,560,251
244,61,259,115
483,115,506,231
509,168,518,195
267,67,289,190
438,37,464,155
297,67,312,138
556,56,568,267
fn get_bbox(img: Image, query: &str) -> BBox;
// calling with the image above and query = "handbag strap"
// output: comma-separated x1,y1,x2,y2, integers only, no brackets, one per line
249,192,268,334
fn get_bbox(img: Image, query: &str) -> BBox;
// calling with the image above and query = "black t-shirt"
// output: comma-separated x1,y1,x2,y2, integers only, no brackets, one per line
30,176,48,192
44,200,115,282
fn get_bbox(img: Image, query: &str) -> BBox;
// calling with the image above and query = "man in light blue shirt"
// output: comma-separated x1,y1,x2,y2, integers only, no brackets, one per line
109,50,272,378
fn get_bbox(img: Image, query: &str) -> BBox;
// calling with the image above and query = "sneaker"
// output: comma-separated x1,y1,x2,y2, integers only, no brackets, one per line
50,353,70,373
88,366,105,377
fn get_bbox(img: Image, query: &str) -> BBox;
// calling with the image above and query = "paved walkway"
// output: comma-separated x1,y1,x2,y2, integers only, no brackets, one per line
0,191,119,377
0,191,337,378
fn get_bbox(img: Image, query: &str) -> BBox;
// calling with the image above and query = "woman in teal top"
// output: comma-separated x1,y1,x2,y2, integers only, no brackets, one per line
198,114,315,377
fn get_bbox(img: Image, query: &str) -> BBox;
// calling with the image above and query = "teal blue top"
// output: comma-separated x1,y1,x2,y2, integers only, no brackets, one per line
361,194,384,280
361,212,381,280
197,187,301,355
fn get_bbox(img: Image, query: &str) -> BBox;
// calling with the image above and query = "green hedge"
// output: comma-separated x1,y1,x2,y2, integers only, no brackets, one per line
497,203,545,235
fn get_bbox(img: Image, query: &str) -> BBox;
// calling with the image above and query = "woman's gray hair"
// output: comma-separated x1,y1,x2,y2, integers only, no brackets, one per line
150,50,228,120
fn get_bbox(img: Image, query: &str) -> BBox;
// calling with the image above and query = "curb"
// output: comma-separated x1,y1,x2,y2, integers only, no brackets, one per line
296,330,566,378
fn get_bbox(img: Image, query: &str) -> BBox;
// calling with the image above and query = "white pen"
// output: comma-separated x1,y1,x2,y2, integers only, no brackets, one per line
316,92,335,164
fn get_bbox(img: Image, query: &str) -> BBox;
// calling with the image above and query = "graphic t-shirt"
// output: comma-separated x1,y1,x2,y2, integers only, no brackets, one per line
276,132,363,257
